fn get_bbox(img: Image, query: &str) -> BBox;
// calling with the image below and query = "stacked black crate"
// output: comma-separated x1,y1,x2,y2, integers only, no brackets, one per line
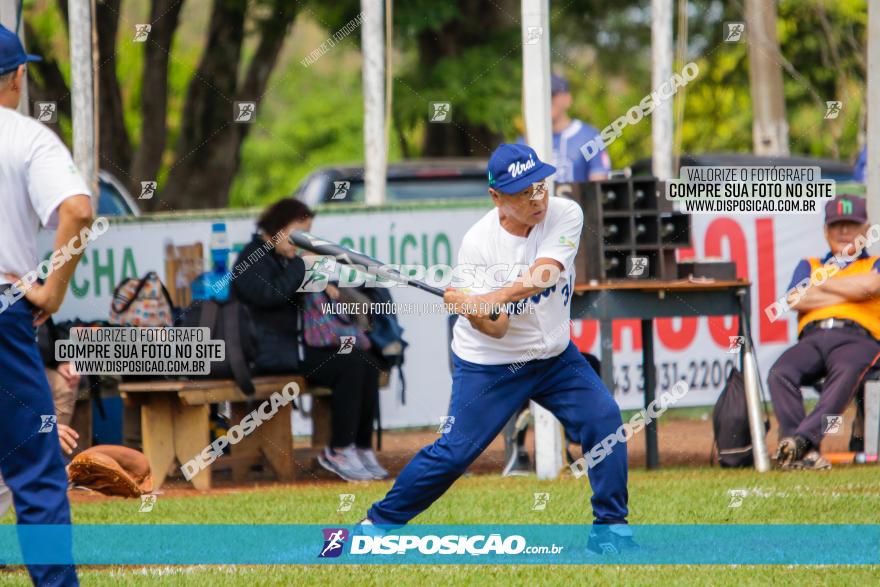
557,177,692,284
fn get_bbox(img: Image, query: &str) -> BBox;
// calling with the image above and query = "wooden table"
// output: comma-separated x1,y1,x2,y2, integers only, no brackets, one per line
571,279,752,469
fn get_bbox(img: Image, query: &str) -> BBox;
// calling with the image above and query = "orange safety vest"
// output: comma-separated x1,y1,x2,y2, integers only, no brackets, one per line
797,256,880,339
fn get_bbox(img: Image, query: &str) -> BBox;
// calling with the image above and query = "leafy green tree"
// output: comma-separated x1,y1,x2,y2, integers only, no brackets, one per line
23,0,869,212
27,0,299,210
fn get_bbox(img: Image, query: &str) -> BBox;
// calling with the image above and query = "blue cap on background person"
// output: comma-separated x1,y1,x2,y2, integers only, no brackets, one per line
551,73,569,96
487,143,556,194
0,23,41,76
825,194,868,225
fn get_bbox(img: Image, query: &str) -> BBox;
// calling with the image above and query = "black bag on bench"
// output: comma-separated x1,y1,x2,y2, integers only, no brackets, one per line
179,300,257,395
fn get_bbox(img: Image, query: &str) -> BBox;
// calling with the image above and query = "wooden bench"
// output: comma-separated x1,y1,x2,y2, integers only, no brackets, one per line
119,244,389,489
119,373,388,490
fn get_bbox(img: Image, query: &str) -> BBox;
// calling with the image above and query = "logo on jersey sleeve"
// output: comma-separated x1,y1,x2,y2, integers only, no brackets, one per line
558,235,576,249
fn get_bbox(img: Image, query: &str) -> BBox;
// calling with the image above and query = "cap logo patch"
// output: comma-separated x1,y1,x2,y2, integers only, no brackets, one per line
838,199,853,215
508,155,536,179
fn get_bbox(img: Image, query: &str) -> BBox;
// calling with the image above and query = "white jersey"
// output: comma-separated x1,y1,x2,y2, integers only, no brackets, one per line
0,106,91,286
450,196,583,365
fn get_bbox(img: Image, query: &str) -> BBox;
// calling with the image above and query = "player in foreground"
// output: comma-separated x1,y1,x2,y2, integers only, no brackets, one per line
1,23,89,585
361,144,632,553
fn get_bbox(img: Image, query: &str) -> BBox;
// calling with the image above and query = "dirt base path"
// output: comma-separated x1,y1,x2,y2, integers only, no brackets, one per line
68,405,861,501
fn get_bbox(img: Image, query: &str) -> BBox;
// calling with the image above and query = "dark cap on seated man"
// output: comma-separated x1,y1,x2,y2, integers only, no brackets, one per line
825,193,867,225
768,193,880,471
821,194,872,261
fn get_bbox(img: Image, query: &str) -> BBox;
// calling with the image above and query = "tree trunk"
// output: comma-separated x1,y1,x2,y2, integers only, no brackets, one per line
130,0,186,206
418,0,511,156
162,0,297,210
25,21,72,133
162,0,247,210
95,0,133,181
745,0,789,156
236,2,299,149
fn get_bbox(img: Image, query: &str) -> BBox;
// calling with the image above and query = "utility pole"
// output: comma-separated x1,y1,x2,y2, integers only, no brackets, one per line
361,0,386,206
745,0,789,156
68,0,99,204
522,0,564,480
651,0,674,179
868,0,880,244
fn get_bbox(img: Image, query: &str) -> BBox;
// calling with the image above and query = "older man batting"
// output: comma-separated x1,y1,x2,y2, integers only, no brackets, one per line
361,144,632,553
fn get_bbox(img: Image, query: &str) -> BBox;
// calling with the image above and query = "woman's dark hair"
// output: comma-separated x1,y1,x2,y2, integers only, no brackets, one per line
256,198,315,236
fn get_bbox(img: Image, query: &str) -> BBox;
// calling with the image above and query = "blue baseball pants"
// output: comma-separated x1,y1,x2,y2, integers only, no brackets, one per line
0,299,78,586
369,341,628,525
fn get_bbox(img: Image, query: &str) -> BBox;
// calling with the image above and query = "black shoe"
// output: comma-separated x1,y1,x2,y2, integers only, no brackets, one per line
775,435,810,469
587,524,639,555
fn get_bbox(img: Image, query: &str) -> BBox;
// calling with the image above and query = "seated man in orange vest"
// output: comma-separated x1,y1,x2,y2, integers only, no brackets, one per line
770,195,880,470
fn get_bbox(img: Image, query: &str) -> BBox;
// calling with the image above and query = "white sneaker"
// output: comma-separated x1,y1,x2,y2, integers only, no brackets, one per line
355,516,388,537
356,448,390,480
317,445,374,481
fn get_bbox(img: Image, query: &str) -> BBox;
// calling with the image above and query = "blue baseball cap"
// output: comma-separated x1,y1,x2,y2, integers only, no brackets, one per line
487,143,556,194
551,73,569,95
0,24,41,76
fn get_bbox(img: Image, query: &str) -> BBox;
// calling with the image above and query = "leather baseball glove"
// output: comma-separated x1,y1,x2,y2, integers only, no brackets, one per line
68,445,153,498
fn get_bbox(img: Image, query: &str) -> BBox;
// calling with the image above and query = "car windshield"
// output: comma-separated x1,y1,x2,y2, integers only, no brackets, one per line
330,177,489,203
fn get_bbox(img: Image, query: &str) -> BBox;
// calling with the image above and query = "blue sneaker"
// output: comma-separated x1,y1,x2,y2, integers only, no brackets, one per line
354,517,396,538
587,524,639,555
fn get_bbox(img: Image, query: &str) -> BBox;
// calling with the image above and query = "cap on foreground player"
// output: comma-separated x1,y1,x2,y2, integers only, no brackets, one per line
361,144,633,553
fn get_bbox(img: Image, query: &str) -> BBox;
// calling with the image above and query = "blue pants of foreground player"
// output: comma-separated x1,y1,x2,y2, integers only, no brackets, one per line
369,341,628,525
0,299,78,586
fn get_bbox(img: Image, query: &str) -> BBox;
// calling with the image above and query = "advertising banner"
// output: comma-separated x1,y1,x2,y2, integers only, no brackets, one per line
41,202,823,427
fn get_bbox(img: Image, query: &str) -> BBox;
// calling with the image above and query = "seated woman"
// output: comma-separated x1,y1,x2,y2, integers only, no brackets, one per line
231,199,388,482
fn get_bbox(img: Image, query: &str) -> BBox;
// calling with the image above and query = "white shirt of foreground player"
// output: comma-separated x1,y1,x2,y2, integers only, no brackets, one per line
0,106,92,286
450,196,583,365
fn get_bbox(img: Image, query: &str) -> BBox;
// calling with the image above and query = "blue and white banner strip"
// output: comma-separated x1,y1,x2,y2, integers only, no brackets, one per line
1,525,878,565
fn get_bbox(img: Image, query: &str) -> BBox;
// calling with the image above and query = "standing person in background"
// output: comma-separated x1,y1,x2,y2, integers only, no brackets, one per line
854,145,866,183
517,74,612,183
548,73,612,182
0,23,92,587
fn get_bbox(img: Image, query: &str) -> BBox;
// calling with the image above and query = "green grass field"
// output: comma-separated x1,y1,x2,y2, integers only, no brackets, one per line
3,466,880,585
